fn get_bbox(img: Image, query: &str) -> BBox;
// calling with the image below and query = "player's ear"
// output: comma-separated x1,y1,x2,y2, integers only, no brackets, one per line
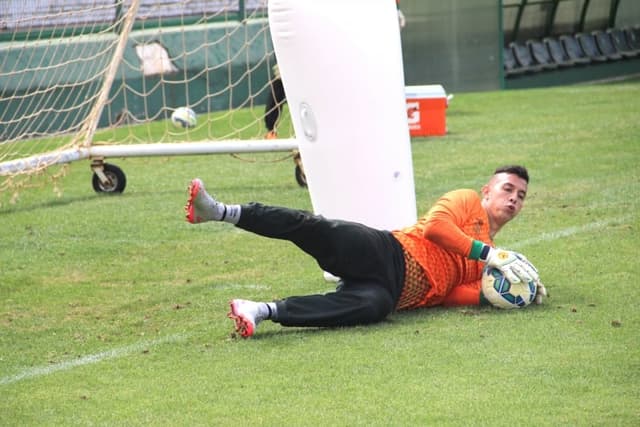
481,184,490,199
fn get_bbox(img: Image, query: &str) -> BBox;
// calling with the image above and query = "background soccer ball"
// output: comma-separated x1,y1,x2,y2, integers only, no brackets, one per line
171,107,197,128
481,266,536,309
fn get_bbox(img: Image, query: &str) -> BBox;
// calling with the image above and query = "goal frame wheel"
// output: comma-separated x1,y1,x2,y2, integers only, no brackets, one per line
91,161,127,193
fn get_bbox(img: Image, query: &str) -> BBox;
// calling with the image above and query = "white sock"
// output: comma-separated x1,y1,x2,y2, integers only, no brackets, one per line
266,302,278,321
222,204,241,225
256,302,278,322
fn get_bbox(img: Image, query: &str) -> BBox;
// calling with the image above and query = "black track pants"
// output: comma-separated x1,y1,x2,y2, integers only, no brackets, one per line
236,203,406,327
264,78,286,131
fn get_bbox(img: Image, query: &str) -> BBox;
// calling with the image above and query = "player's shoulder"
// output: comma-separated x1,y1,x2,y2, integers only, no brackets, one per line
441,188,480,202
436,189,483,215
430,189,481,217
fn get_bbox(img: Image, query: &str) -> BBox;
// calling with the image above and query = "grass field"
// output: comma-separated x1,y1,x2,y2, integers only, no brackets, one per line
1,81,639,426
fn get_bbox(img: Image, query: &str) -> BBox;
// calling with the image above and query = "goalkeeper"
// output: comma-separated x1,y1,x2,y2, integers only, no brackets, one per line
185,165,547,338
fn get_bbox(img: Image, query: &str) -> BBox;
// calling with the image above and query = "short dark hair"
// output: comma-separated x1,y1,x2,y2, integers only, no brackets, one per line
494,165,529,183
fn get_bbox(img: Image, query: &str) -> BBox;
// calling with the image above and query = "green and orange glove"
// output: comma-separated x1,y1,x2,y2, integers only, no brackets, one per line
471,241,540,284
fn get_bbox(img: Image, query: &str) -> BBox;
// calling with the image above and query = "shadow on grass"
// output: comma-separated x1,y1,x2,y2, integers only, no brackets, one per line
226,306,494,341
0,193,106,216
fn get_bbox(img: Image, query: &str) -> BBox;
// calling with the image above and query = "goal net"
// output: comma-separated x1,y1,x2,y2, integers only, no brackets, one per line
0,0,296,203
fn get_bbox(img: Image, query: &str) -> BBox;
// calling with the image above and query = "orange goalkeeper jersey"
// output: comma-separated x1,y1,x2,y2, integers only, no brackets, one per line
391,189,492,309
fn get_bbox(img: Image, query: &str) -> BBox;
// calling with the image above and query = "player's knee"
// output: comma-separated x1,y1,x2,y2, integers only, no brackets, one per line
358,288,394,323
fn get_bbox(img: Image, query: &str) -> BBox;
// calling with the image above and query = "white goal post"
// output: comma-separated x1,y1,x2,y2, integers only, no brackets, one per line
0,0,298,200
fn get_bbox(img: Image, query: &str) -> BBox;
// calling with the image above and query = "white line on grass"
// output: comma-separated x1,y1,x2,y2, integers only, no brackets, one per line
509,216,632,250
0,333,187,386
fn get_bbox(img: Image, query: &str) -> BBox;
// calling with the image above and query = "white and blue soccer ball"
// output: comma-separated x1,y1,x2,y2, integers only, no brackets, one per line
171,106,197,128
481,266,536,309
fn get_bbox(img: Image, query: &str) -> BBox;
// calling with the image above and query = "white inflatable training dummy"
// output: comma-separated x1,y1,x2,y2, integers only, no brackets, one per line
268,0,416,231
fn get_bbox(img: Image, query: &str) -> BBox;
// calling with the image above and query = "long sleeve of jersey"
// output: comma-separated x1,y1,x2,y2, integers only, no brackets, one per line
422,190,479,257
441,283,481,306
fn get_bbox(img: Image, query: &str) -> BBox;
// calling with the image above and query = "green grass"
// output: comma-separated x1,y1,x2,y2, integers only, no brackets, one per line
1,82,639,426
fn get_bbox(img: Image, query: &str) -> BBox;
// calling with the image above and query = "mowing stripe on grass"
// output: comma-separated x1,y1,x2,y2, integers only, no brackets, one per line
510,216,632,250
0,333,187,386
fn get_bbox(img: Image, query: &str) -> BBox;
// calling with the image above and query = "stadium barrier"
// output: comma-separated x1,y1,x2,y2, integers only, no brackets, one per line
504,27,640,88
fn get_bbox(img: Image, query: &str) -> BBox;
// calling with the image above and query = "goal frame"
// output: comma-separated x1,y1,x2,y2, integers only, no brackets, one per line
0,0,300,197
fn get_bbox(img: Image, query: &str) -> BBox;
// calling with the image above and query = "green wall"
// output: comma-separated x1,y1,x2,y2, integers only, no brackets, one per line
0,19,273,141
400,0,502,93
399,0,640,92
105,20,273,127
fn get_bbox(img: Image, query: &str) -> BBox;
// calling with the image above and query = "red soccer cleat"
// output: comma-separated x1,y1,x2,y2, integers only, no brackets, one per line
228,299,261,338
184,178,221,224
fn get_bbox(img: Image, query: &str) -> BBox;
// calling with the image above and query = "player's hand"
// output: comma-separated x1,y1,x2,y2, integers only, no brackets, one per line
534,279,548,304
483,247,539,284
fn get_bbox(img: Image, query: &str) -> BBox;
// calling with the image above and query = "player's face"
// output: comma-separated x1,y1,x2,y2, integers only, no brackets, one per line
481,172,528,227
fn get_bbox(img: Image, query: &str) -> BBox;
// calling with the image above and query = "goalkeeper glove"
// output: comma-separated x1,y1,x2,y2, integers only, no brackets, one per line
534,279,548,305
479,245,540,284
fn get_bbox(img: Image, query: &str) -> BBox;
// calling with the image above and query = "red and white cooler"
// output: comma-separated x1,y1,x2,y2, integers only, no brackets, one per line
405,85,448,136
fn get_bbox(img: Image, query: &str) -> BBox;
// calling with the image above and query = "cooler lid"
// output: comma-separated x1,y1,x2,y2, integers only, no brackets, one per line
405,84,446,98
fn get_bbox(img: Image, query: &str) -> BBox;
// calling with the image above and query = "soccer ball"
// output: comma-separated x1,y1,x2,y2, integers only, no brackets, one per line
171,107,197,128
481,266,536,309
